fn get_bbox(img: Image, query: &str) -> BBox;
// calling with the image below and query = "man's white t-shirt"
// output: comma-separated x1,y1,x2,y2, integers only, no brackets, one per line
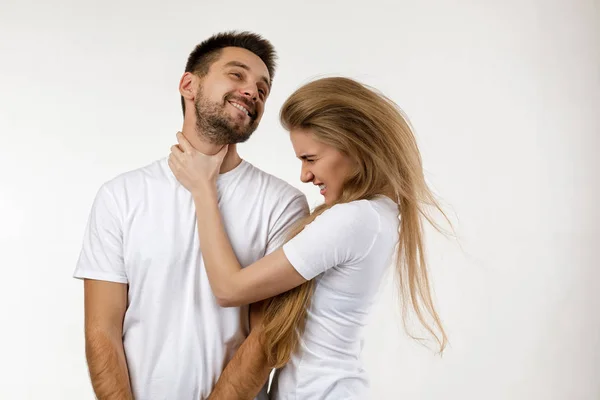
74,158,308,400
271,196,400,400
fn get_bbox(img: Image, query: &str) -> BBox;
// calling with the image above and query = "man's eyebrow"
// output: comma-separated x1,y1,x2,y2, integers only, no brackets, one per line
224,61,271,89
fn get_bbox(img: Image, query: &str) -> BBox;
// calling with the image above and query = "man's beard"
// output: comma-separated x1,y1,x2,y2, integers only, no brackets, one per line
194,87,258,145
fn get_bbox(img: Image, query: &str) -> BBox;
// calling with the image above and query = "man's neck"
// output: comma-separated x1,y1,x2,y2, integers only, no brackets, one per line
180,122,242,175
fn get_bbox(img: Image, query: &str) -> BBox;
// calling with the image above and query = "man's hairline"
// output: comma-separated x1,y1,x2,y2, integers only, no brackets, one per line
193,46,272,86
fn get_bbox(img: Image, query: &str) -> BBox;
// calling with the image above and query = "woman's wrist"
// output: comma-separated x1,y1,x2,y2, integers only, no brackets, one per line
192,184,218,206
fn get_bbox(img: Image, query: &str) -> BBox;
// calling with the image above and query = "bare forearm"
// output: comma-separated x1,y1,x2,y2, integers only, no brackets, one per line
85,329,133,400
191,187,307,307
193,190,243,295
208,327,271,400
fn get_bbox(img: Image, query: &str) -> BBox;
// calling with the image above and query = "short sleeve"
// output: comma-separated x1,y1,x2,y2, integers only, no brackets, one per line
73,184,128,283
265,194,309,255
282,201,381,280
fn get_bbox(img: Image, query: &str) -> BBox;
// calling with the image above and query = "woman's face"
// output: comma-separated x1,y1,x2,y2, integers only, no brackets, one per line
289,128,355,205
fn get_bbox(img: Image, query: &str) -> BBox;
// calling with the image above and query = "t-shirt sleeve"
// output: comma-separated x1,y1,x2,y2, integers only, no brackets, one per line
265,194,309,255
282,201,381,280
73,184,128,283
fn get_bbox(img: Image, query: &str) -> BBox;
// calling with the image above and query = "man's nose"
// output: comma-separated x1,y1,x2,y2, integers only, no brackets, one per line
239,84,258,102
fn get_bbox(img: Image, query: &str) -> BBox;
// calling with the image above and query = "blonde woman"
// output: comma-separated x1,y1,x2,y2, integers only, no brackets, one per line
169,77,447,399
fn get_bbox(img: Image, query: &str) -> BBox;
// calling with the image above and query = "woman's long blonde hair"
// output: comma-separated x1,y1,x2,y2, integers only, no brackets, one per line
260,77,449,368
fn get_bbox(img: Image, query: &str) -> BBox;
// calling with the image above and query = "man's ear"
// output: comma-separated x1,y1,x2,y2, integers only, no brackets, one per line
179,72,197,102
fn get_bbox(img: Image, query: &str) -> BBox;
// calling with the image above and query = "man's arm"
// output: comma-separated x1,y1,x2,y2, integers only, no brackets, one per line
208,301,272,400
84,279,133,400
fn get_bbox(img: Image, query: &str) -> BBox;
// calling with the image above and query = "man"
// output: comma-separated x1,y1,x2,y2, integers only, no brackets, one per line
74,31,308,399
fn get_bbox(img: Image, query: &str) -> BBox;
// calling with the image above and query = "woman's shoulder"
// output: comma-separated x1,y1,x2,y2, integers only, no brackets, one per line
329,198,375,214
321,197,398,232
330,197,396,216
318,199,381,229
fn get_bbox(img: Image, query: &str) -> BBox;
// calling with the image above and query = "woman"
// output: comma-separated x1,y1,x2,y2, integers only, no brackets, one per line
168,77,448,399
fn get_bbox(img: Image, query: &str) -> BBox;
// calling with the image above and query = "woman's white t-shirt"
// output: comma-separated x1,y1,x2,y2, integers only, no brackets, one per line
272,196,399,399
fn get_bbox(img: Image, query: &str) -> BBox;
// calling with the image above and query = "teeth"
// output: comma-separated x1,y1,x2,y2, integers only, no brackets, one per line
231,102,250,116
319,184,326,190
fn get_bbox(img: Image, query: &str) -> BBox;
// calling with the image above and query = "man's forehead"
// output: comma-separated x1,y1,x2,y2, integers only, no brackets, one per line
216,47,270,80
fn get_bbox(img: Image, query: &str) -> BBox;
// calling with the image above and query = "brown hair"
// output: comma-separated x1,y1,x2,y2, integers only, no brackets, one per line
260,77,449,368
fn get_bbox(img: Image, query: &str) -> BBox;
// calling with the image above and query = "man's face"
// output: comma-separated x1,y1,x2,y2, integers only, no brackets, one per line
193,47,271,145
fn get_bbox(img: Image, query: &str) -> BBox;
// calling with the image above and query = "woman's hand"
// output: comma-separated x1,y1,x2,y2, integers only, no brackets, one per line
168,132,228,195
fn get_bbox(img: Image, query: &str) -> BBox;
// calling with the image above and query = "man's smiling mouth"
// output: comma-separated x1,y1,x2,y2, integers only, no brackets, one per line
228,101,251,117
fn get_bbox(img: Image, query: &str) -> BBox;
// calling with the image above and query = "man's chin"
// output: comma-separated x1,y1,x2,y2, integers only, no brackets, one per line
229,122,257,136
212,131,254,145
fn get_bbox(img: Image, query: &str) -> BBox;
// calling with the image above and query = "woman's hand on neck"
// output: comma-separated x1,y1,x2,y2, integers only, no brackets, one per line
180,124,242,175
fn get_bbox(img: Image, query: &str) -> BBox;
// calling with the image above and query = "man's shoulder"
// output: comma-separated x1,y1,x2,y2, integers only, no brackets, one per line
243,161,305,202
99,157,171,196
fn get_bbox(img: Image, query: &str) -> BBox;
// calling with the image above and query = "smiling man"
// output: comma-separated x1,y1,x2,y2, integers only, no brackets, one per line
74,31,308,400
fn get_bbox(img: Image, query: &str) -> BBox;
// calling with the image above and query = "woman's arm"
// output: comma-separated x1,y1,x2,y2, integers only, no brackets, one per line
168,132,307,306
193,186,306,307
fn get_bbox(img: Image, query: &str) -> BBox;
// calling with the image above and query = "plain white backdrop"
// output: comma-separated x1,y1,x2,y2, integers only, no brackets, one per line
1,0,598,399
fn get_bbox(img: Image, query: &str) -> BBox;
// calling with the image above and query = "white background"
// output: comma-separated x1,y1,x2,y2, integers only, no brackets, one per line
1,0,598,399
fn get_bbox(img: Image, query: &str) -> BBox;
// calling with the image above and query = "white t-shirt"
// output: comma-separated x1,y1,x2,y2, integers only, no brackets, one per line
74,158,308,400
271,197,399,399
